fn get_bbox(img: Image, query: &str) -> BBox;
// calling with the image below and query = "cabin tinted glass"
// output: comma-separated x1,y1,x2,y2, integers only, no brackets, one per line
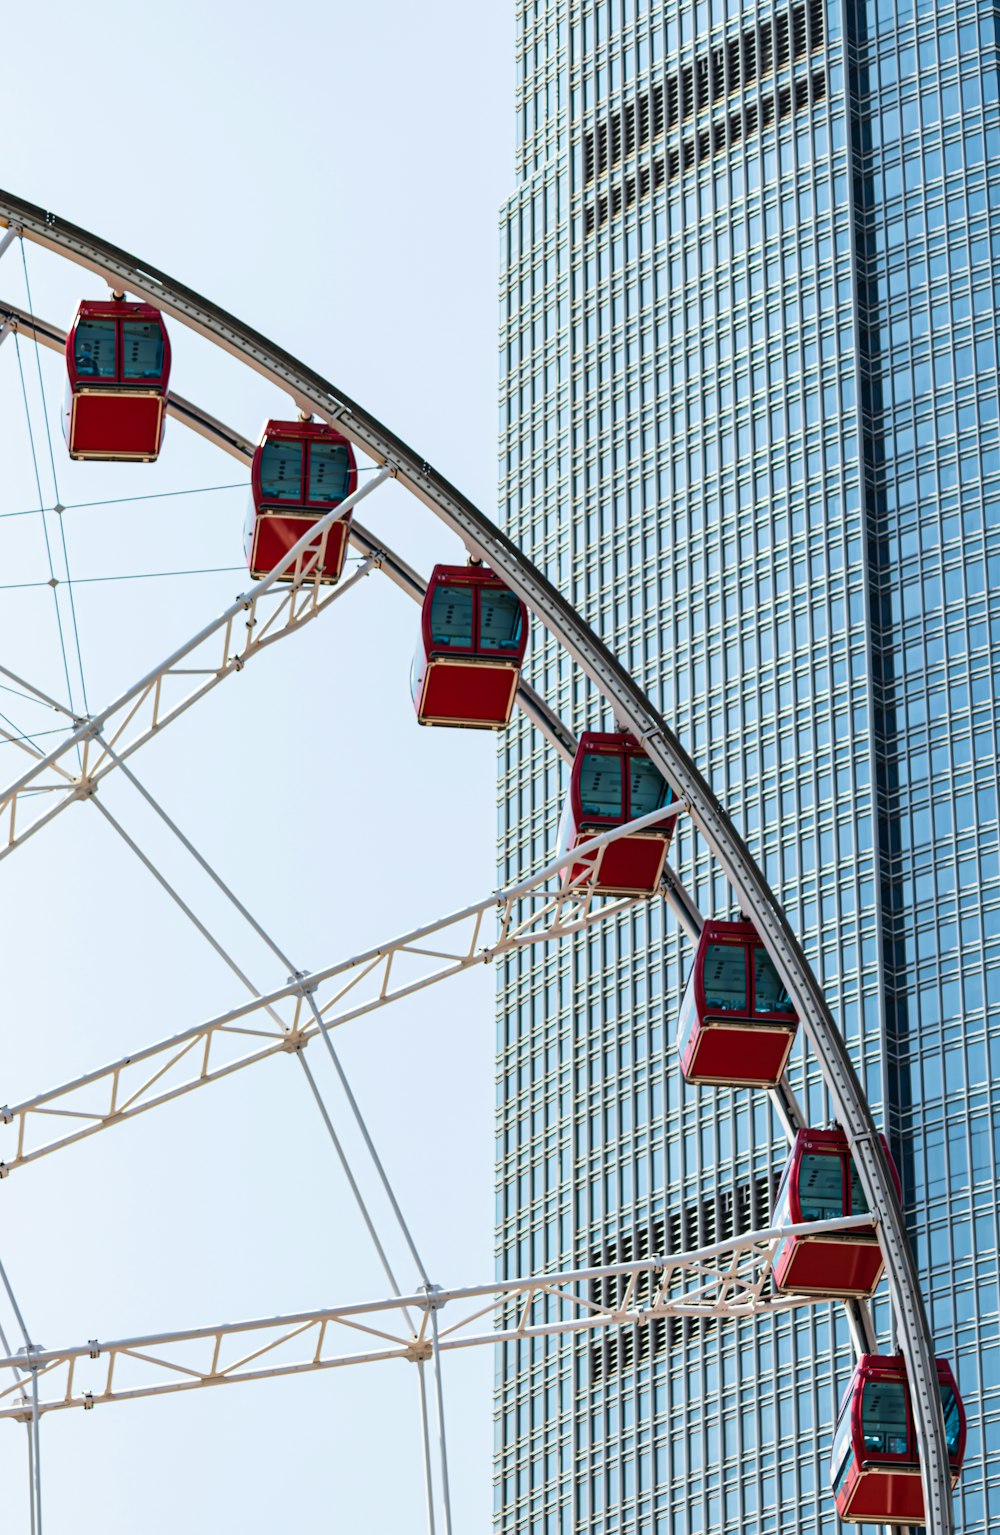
629,757,671,815
753,947,795,1014
797,1152,845,1220
260,439,304,501
831,1401,854,1493
307,441,352,504
771,1165,792,1226
862,1379,909,1456
676,965,698,1057
74,319,116,379
703,944,747,1012
429,585,474,648
578,753,624,819
941,1386,962,1457
478,588,523,652
121,320,165,380
849,1163,870,1216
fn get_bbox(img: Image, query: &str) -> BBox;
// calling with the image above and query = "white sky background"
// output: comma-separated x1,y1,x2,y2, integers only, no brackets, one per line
0,1,517,1528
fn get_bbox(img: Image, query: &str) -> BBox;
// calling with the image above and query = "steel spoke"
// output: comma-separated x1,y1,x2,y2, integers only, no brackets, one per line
1,806,684,1176
0,1216,877,1423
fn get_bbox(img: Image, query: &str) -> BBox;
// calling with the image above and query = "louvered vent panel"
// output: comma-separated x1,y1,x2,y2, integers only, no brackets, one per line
776,11,791,68
589,1175,779,1382
582,2,825,225
759,18,774,75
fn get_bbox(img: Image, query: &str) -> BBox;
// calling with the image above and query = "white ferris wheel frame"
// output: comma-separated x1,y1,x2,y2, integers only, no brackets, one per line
0,188,954,1535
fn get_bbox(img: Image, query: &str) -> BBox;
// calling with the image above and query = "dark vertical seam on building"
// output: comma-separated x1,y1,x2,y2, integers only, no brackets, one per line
843,0,914,1206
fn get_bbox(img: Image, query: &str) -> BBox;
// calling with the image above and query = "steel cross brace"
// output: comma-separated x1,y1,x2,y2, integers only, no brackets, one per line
0,1216,876,1423
0,467,391,859
0,804,684,1175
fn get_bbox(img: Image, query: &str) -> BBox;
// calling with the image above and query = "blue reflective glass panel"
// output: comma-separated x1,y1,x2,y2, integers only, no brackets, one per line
478,588,523,652
579,753,624,818
429,585,474,647
121,321,164,380
259,439,304,501
307,442,352,504
74,319,115,379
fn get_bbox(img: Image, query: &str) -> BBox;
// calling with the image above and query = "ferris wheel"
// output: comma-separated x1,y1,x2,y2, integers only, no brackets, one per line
0,188,960,1534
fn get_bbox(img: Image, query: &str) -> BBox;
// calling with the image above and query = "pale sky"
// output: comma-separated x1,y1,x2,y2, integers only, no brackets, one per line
0,3,517,1528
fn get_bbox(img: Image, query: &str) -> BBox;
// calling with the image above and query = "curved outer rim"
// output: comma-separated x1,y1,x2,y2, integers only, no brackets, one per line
0,187,953,1533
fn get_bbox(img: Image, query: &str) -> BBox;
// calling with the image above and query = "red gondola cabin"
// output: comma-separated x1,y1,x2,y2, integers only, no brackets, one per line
558,733,674,895
676,920,798,1087
63,300,171,461
245,420,358,584
411,565,528,729
831,1355,965,1524
771,1128,899,1298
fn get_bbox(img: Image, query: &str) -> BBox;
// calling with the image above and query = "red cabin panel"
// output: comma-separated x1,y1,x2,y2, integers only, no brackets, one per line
558,732,674,896
247,511,351,585
68,392,165,461
417,659,520,727
411,565,528,730
831,1355,965,1525
683,1021,794,1086
246,420,358,585
838,1464,926,1523
63,300,171,462
772,1128,899,1299
776,1238,885,1298
676,920,798,1087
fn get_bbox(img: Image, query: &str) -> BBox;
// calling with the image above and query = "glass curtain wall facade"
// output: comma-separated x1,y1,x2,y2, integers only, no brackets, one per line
496,1,1000,1531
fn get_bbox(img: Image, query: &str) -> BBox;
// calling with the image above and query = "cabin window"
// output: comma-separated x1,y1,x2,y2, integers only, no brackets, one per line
478,588,523,651
941,1387,962,1456
429,585,474,648
260,439,304,501
629,757,670,815
74,318,116,379
831,1404,853,1493
753,946,795,1014
579,753,624,818
703,943,747,1012
307,441,352,503
675,967,698,1057
849,1164,870,1215
797,1153,844,1221
862,1380,909,1456
121,320,165,379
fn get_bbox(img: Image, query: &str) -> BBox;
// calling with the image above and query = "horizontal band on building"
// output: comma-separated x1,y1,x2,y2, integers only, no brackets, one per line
589,1173,779,1382
583,0,826,188
585,69,828,236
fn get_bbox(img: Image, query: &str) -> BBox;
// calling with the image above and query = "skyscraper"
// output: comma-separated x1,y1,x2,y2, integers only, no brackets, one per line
496,2,1000,1531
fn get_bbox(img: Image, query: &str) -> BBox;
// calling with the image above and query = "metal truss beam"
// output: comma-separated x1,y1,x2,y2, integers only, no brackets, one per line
0,469,390,857
0,192,952,1530
0,805,682,1175
0,1215,876,1423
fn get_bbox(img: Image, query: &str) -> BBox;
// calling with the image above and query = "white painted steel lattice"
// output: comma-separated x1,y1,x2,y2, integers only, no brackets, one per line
0,1217,876,1422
